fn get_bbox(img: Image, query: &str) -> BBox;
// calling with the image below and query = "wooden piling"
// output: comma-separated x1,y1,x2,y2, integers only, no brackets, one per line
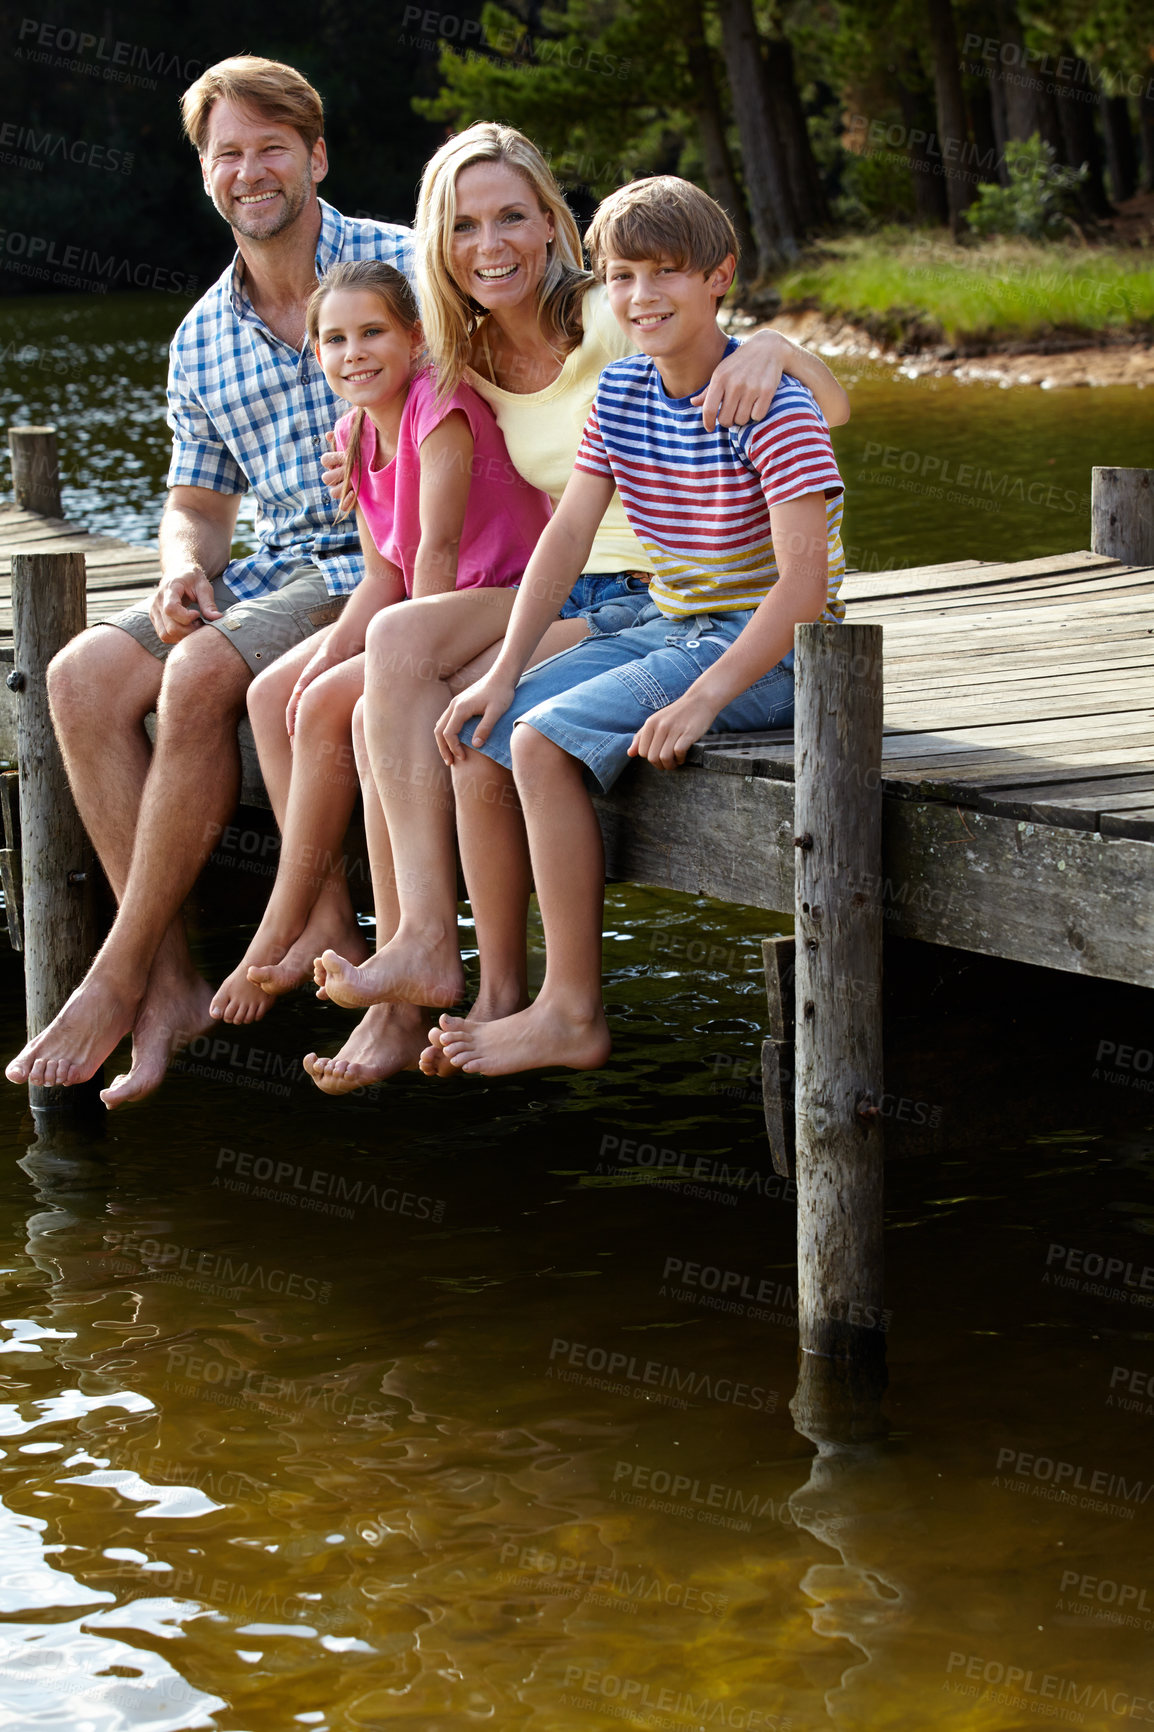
7,426,62,519
792,620,885,1367
1091,467,1154,565
10,550,96,1112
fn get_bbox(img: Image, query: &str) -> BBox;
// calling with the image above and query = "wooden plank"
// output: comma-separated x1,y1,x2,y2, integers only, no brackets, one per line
881,801,1154,986
761,935,795,1180
1100,808,1154,840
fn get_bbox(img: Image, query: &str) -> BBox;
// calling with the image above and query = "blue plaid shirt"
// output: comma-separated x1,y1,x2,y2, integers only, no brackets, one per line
166,200,414,600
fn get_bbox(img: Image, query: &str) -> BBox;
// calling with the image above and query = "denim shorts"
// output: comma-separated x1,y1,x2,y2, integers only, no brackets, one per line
463,600,795,793
559,571,653,637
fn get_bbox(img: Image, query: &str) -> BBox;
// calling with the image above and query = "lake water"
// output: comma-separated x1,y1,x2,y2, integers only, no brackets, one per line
1,293,1154,1731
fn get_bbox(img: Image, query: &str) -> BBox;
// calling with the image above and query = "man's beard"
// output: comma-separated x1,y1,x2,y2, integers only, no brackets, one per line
218,166,314,241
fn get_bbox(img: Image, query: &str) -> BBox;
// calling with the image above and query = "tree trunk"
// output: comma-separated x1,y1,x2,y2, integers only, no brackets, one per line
966,76,1002,186
1140,85,1154,193
1054,49,1112,217
684,0,758,278
926,0,977,234
1100,94,1139,203
894,57,950,221
994,0,1063,153
716,0,797,274
765,33,829,230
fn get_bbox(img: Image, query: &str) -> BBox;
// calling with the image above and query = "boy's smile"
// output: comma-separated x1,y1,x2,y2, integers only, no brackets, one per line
605,253,735,396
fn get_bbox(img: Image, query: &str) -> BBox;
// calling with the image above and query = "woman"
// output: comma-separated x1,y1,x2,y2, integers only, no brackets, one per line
306,125,850,1092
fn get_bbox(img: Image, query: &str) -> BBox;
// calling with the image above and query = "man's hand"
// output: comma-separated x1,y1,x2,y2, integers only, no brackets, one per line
435,673,517,765
321,432,355,512
628,688,721,770
149,568,222,644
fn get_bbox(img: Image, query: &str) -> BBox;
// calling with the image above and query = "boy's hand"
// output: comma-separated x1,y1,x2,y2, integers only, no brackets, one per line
435,674,517,765
628,690,720,770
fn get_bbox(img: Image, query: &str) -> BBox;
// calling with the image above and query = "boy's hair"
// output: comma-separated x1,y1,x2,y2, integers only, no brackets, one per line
416,121,592,401
586,176,739,286
306,262,422,520
181,56,324,156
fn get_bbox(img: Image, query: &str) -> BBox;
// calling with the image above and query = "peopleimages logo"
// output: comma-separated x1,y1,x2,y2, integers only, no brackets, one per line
548,1337,777,1412
105,1230,332,1304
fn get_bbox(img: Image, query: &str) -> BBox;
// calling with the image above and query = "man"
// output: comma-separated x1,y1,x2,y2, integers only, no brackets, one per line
6,55,412,1106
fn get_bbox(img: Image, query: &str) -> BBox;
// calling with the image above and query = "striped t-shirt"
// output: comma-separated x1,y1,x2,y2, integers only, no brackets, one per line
573,339,846,620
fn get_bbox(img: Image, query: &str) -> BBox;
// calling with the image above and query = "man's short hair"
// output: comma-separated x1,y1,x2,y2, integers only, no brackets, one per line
586,176,739,281
181,56,324,155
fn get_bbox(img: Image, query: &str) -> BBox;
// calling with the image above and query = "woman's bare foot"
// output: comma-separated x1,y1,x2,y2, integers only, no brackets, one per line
303,1002,428,1095
435,999,611,1077
100,968,216,1110
314,930,465,1012
419,983,529,1077
6,971,141,1090
210,905,370,1025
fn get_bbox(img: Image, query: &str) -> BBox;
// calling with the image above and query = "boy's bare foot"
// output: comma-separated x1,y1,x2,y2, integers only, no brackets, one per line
314,931,464,1013
303,1002,427,1095
419,984,529,1077
210,907,369,1025
435,1000,611,1077
100,968,216,1110
6,971,140,1090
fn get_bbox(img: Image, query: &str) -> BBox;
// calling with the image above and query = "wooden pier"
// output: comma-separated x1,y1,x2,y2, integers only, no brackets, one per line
2,439,1152,1386
4,482,1153,973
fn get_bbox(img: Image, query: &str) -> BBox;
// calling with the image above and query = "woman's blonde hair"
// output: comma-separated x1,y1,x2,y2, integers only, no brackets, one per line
306,261,422,519
416,122,592,400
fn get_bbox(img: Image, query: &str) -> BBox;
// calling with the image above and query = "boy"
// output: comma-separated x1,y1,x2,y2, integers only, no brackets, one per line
432,175,846,1076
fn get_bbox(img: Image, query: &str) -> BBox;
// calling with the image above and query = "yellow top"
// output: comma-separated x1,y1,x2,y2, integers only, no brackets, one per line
465,284,653,575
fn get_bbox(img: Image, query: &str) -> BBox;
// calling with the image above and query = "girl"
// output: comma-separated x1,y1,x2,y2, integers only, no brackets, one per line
307,126,852,1093
209,259,551,1025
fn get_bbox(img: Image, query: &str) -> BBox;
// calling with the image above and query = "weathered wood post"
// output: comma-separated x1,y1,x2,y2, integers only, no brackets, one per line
10,550,97,1114
7,426,62,519
792,620,886,1380
1091,468,1154,565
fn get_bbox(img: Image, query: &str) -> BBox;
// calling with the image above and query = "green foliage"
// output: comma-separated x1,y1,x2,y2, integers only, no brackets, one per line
831,145,918,230
777,234,1154,343
965,137,1089,241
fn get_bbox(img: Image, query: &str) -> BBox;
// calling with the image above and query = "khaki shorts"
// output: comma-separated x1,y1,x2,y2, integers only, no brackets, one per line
104,567,347,676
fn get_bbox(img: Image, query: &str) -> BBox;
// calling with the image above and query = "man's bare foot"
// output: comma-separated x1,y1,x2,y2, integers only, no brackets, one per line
6,973,140,1090
435,999,611,1077
210,907,370,1025
419,984,529,1077
100,970,216,1109
314,931,464,1013
303,1002,428,1095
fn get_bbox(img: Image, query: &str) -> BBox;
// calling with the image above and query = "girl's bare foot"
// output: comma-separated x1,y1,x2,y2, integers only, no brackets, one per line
210,907,370,1025
435,999,611,1077
419,983,529,1077
314,930,464,1012
303,1002,428,1095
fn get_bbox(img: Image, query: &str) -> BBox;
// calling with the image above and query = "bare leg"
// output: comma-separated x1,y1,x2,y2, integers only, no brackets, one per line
7,625,252,1099
438,728,610,1076
317,597,587,1011
303,696,427,1095
211,653,368,1023
418,742,532,1077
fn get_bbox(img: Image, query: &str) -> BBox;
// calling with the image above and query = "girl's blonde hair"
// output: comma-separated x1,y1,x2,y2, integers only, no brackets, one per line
306,261,422,519
416,122,592,400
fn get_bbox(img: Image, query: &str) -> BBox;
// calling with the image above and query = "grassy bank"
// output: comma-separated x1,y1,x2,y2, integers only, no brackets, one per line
774,233,1154,350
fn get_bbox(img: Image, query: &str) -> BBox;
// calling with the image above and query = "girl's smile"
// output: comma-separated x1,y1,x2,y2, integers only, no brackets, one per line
314,288,423,416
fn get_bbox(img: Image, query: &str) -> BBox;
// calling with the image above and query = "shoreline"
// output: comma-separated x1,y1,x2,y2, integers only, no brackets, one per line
742,307,1154,389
